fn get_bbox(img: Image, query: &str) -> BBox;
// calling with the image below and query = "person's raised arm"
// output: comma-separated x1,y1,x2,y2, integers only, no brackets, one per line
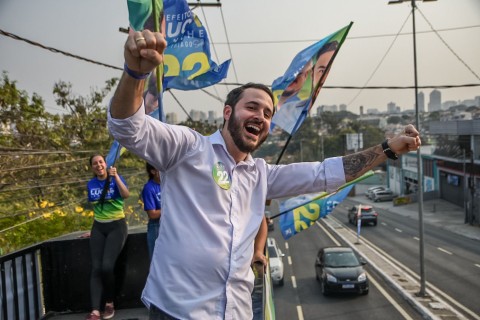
108,167,130,199
110,30,167,119
342,124,421,182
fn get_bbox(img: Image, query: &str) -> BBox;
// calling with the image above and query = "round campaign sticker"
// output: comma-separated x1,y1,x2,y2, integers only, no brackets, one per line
212,162,231,190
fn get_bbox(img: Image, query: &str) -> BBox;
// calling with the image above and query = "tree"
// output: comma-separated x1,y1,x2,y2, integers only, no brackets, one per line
0,74,149,255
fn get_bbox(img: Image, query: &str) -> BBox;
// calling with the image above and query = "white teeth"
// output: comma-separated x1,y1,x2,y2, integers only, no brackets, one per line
246,124,260,132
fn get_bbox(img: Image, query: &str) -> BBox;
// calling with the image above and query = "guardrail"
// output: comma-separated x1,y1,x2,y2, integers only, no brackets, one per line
1,231,273,319
0,244,43,320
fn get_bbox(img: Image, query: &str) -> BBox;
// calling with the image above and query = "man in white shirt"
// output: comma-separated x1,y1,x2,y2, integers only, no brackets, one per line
108,30,421,320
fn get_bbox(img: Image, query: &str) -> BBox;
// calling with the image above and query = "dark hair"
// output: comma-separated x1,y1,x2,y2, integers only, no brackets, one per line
315,41,338,60
146,162,156,179
223,83,274,126
89,154,110,209
89,154,104,168
224,83,273,109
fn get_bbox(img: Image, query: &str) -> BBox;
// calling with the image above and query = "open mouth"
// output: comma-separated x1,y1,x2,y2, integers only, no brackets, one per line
245,123,261,136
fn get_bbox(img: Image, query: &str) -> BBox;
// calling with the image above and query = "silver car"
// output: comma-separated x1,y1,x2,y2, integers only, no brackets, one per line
371,190,396,202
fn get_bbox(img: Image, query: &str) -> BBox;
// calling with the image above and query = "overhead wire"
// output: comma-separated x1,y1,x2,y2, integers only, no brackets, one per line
346,11,412,107
218,1,239,86
1,24,478,114
196,1,224,103
211,24,480,45
417,8,480,81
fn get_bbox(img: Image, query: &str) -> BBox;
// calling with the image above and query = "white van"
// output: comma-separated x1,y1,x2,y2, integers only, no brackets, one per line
267,237,285,286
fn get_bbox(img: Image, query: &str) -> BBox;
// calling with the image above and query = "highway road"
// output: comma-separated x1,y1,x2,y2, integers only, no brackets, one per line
268,197,480,320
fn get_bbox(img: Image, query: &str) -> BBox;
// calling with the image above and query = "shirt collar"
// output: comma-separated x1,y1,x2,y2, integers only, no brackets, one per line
209,130,255,166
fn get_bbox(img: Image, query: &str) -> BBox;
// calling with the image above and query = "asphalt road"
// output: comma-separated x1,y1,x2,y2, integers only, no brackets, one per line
268,196,480,320
335,198,480,319
268,221,423,320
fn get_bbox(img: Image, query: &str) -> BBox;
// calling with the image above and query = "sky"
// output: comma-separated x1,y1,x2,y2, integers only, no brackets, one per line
1,0,479,122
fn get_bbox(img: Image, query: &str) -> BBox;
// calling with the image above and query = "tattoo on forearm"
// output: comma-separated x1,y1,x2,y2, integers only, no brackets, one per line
342,146,383,180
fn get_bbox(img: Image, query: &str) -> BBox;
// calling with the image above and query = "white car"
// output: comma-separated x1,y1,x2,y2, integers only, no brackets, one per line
267,237,285,286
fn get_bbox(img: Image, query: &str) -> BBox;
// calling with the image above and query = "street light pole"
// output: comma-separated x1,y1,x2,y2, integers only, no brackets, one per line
411,0,427,297
388,0,436,297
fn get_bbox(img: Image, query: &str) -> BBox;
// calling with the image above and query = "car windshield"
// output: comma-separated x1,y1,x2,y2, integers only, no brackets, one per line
361,208,374,214
324,252,359,267
268,246,278,258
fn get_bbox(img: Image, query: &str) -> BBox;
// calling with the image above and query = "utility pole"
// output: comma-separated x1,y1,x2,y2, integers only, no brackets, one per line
388,0,437,297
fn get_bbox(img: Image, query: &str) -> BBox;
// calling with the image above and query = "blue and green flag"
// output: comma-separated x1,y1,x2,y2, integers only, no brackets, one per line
127,0,230,91
271,23,352,135
278,170,372,240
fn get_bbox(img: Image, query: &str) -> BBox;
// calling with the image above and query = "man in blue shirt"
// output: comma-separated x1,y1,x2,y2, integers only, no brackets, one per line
108,30,421,320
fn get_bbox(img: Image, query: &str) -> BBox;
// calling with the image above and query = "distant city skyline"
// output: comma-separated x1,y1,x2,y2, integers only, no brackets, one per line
1,0,479,123
167,90,479,125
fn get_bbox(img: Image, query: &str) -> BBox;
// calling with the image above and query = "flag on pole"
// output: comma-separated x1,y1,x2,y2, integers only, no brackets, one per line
127,0,231,91
109,0,231,166
278,169,372,240
271,23,352,135
279,185,354,240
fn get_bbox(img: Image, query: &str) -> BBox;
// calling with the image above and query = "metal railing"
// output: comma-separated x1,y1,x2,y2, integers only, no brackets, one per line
1,233,274,319
0,244,43,320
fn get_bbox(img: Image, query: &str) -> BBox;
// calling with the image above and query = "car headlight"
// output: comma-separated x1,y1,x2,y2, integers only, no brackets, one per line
358,272,367,282
326,273,337,283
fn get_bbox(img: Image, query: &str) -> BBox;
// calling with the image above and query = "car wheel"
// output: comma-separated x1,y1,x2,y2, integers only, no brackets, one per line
278,278,284,286
374,199,379,202
321,281,330,296
373,220,377,226
361,288,369,295
316,272,320,281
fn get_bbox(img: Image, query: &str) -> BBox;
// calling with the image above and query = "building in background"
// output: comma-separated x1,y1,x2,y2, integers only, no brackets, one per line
417,91,425,113
166,112,178,124
387,102,396,114
428,89,442,112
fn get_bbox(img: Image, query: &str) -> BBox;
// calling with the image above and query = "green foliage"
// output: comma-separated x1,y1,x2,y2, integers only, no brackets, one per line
0,73,151,255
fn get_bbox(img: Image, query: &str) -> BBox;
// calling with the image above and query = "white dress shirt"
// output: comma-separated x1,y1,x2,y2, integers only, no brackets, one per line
108,104,345,319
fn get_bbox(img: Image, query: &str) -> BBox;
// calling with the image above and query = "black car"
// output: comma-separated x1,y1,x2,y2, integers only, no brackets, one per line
348,205,378,226
315,247,369,296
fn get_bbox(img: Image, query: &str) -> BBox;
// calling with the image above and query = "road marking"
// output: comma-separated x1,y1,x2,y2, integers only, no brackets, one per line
369,273,414,320
413,237,420,241
324,213,480,319
288,256,292,265
395,228,402,233
437,247,453,255
381,222,388,226
325,214,480,320
316,221,341,246
285,242,289,250
475,264,480,269
291,276,297,288
296,305,304,320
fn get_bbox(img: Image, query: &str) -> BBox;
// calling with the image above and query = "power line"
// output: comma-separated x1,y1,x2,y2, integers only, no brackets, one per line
218,3,239,84
0,157,90,172
215,82,480,90
347,11,412,107
417,8,480,82
0,29,123,72
196,2,224,104
211,24,480,45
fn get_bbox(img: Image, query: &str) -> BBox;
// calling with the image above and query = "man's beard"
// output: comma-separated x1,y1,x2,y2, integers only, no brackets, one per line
227,109,268,154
